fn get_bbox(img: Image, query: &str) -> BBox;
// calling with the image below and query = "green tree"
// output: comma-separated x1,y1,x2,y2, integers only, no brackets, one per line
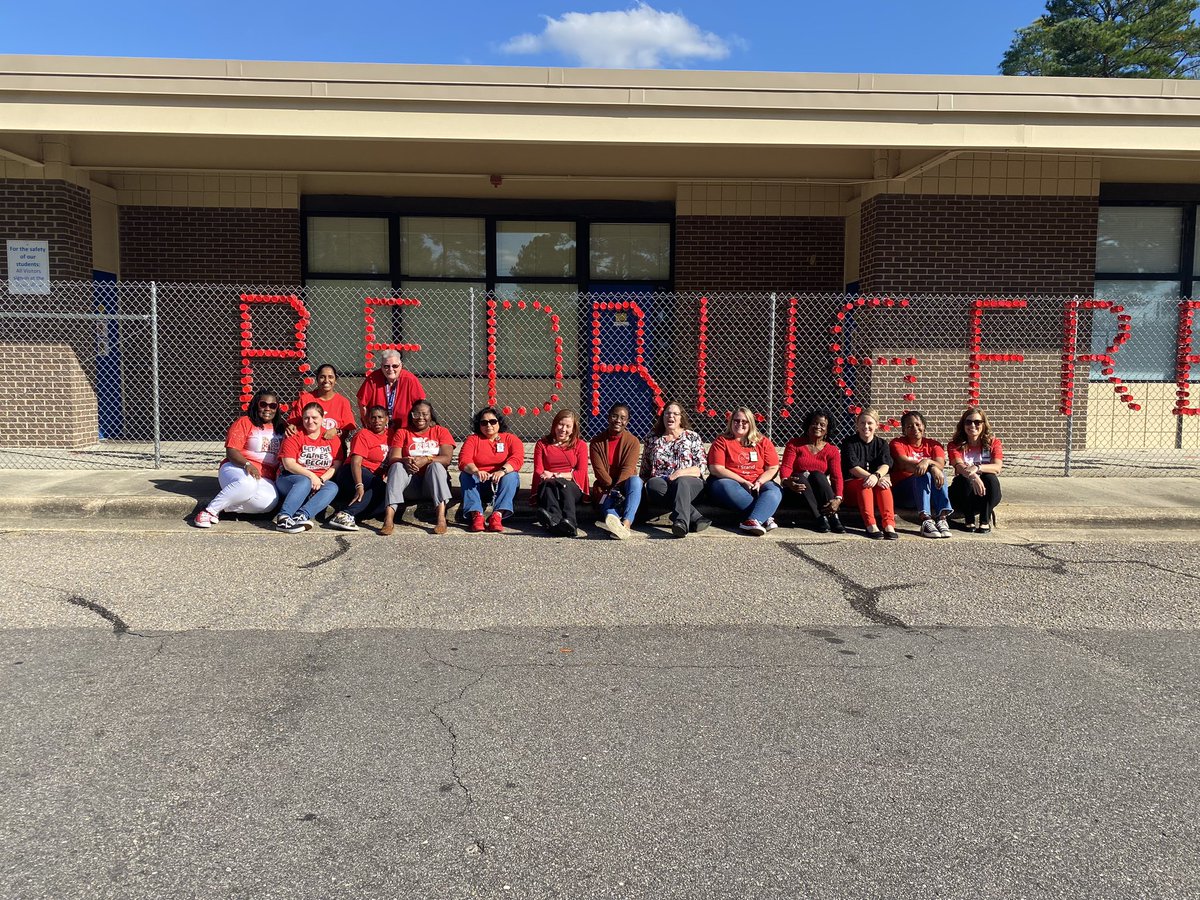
1001,0,1200,77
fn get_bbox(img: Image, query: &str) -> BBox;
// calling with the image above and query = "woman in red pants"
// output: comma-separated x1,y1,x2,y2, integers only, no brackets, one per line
839,407,898,540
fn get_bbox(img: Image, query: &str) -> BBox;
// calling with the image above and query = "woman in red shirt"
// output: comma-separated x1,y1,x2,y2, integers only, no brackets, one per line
890,410,952,539
192,388,287,528
380,400,455,536
286,363,356,443
780,408,845,533
328,405,391,531
458,406,524,533
947,406,1004,533
533,409,589,538
275,401,344,533
706,406,782,536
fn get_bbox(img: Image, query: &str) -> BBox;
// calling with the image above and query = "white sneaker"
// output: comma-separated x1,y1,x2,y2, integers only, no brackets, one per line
602,512,628,540
920,518,940,539
764,517,779,531
936,517,951,538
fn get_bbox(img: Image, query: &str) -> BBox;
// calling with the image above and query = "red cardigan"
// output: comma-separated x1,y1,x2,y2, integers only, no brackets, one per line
532,439,589,497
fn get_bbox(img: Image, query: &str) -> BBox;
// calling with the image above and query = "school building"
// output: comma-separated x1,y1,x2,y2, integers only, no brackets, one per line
1,55,1198,460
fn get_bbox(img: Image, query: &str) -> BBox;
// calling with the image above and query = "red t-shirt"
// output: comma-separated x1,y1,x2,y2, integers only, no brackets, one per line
390,425,456,460
356,369,426,427
349,427,391,474
888,437,946,484
225,416,282,480
707,434,779,481
279,431,343,478
949,438,1004,469
458,433,524,474
288,391,356,437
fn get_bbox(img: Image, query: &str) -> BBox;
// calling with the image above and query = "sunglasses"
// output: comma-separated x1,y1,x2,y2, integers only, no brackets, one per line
258,401,279,409
480,418,500,426
964,419,984,426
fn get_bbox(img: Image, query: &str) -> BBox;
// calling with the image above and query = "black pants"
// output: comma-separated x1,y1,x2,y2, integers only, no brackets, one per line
949,473,1002,521
781,471,836,521
538,479,583,528
643,475,705,527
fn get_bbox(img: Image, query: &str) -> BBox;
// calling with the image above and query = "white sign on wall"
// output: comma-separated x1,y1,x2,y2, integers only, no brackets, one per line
6,240,52,294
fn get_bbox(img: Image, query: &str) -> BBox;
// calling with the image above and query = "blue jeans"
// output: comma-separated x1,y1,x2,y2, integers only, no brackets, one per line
277,472,340,520
707,478,782,523
894,472,951,517
598,475,644,523
460,470,520,518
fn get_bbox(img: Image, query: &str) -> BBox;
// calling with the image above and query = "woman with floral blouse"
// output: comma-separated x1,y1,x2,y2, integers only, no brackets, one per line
639,401,709,538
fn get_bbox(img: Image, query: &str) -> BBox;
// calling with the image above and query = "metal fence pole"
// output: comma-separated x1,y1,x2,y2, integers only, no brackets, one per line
150,281,161,468
766,292,777,440
469,286,477,413
1063,298,1077,477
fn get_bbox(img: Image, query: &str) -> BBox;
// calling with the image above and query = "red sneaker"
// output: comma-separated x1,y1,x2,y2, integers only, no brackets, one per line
469,512,486,533
486,512,503,533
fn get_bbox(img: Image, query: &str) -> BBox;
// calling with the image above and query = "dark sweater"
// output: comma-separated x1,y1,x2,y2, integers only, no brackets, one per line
839,435,893,477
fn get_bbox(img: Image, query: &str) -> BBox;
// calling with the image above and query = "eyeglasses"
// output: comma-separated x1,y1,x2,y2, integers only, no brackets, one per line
258,401,279,409
480,418,499,426
964,419,984,426
381,364,401,370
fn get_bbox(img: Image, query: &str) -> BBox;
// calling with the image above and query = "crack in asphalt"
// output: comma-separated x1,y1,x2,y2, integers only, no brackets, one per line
299,536,352,570
66,594,132,635
423,646,487,816
1016,542,1200,583
780,542,917,629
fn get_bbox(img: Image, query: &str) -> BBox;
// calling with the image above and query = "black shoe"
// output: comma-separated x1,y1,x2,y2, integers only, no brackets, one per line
815,517,830,533
554,519,578,537
865,528,883,540
828,515,846,534
670,520,688,538
690,517,711,533
883,529,900,541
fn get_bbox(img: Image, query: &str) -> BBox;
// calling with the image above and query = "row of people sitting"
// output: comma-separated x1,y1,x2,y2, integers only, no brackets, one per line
194,372,1003,539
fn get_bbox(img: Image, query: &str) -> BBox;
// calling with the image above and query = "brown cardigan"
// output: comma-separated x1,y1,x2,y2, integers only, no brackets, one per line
588,430,642,502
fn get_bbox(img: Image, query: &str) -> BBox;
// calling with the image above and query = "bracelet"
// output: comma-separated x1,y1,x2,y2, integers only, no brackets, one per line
355,483,364,488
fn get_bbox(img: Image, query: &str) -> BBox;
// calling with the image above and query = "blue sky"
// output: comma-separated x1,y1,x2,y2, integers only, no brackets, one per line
0,1,1050,75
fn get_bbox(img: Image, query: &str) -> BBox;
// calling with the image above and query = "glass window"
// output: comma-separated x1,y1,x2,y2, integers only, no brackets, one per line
493,283,579,377
304,279,392,376
1096,207,1181,274
590,223,671,280
307,218,389,274
496,222,576,277
400,217,485,278
1092,280,1181,381
399,281,486,376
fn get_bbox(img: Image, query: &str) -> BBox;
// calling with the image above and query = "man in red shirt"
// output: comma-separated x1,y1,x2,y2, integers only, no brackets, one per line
356,350,426,429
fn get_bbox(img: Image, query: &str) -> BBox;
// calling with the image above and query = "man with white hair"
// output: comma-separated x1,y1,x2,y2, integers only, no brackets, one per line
356,350,426,428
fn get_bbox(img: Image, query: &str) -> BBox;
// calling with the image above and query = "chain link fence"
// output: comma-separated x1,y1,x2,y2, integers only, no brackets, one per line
2,281,1198,474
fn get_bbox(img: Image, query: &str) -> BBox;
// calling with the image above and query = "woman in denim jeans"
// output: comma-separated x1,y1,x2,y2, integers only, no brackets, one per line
706,406,782,536
275,402,344,533
458,406,524,533
588,402,643,540
889,409,952,539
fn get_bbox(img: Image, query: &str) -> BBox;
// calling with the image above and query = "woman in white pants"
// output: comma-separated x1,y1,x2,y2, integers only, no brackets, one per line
192,389,287,527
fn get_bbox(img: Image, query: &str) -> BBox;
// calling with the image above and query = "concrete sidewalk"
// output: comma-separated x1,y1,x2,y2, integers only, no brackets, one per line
2,468,1199,530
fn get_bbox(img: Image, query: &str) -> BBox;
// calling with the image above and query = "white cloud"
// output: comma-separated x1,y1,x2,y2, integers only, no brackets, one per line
501,3,734,68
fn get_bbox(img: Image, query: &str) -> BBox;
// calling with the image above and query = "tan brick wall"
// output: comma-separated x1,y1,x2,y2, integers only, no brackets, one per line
0,179,93,280
0,343,98,447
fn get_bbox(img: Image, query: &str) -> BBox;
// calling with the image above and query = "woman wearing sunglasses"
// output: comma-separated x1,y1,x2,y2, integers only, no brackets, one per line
458,406,524,533
947,406,1004,533
192,388,287,528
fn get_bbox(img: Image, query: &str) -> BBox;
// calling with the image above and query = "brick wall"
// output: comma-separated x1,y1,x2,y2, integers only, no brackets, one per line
853,194,1099,452
119,206,301,283
0,343,98,447
858,195,1097,295
0,179,93,280
674,216,844,292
